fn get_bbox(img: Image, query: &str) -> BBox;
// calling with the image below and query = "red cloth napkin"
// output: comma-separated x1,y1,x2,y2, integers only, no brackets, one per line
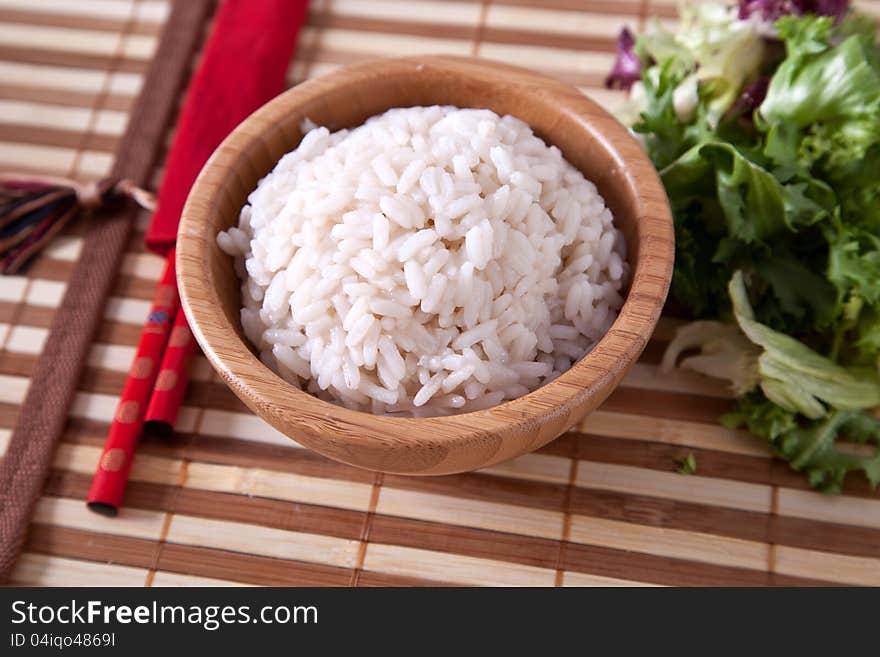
146,0,309,253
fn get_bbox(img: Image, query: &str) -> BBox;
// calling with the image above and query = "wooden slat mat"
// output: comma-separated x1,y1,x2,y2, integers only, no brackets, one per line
1,0,879,587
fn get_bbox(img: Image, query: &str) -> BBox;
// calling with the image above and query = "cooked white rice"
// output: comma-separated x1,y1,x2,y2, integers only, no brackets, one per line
217,106,627,417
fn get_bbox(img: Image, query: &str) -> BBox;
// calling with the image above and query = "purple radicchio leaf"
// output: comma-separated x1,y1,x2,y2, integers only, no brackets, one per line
726,75,771,122
807,0,850,22
738,0,849,22
739,75,771,111
739,0,802,21
605,27,642,91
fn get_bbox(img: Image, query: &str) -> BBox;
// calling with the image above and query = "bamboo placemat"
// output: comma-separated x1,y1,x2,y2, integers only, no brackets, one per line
1,0,879,587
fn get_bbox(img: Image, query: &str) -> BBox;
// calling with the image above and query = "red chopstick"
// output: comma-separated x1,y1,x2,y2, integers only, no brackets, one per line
143,304,198,436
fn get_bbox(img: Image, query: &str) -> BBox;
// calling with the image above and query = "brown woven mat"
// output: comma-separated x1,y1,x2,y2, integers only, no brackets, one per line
0,0,878,587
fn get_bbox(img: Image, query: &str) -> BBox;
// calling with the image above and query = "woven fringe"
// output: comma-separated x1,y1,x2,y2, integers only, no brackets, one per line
0,175,155,274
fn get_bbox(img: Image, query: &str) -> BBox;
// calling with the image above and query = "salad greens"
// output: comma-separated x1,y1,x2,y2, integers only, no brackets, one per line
608,0,880,492
676,451,698,475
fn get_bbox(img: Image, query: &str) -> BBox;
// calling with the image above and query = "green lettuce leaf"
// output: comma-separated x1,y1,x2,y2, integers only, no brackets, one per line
759,17,880,185
661,141,831,245
660,320,760,395
635,59,704,170
667,195,737,318
753,256,837,328
729,271,880,416
663,272,880,420
760,33,880,126
773,14,835,59
826,224,880,305
854,305,880,365
799,117,880,171
832,144,880,229
722,395,880,494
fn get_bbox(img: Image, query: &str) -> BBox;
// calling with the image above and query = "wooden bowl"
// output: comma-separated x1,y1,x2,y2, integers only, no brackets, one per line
177,56,673,475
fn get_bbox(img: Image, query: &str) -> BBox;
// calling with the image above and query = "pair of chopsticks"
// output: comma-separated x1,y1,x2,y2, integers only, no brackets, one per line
86,251,194,514
86,0,309,515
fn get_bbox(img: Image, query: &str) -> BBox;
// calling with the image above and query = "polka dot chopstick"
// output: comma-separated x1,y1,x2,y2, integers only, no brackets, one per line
143,305,199,437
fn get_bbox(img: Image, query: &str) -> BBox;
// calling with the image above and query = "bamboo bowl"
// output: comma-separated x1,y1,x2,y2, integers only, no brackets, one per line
177,56,673,475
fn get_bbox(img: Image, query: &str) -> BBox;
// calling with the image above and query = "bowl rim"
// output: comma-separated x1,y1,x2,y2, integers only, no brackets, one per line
177,55,673,464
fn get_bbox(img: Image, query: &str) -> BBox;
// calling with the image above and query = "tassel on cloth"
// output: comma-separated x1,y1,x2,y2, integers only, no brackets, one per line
0,174,155,274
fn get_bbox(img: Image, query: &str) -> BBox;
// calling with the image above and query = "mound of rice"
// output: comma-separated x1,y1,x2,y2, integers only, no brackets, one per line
217,106,627,416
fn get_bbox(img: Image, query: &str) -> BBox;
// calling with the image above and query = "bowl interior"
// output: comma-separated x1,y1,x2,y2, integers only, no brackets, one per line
178,56,673,474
